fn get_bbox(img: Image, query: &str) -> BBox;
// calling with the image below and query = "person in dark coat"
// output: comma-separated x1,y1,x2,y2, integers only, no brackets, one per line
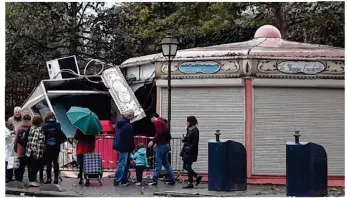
113,110,135,186
180,116,203,188
42,112,67,184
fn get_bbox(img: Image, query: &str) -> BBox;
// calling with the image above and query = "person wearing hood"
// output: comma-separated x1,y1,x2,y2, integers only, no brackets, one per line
5,118,16,183
147,113,175,186
113,110,135,186
42,112,67,184
13,113,32,182
131,143,149,186
9,106,23,132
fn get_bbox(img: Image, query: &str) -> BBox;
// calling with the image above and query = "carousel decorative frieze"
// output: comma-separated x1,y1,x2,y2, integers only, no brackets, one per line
325,61,345,73
254,59,344,78
155,60,242,78
219,60,240,72
178,61,221,74
257,60,278,73
277,61,325,75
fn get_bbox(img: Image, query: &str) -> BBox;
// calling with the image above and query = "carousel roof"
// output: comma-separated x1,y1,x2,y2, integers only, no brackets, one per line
121,25,344,68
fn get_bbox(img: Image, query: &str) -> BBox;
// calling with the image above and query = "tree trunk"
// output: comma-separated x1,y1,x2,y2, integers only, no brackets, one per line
271,3,286,39
68,2,78,55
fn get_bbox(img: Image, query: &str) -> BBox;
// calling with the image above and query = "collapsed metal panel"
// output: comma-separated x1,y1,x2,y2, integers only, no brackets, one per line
102,67,146,123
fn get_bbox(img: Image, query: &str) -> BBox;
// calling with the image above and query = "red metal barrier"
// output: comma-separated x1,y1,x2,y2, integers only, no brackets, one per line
60,136,184,181
95,135,118,169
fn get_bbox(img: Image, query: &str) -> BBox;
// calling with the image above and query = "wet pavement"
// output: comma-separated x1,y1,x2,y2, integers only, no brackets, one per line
6,177,345,197
48,178,289,197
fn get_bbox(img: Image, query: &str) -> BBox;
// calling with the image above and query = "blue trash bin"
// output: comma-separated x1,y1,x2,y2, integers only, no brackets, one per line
208,139,229,191
208,130,247,192
227,140,247,191
286,131,328,197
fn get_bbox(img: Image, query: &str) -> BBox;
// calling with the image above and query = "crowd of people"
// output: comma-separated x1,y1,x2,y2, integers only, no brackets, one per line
112,111,203,188
5,107,67,187
5,106,203,189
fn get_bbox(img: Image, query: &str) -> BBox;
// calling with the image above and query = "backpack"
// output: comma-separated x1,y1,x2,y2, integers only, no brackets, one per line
18,127,30,147
166,131,172,141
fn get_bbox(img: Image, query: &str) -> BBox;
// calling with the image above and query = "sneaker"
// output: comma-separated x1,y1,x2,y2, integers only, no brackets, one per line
195,175,203,186
183,183,194,189
53,179,59,184
84,180,90,186
165,181,175,185
135,182,141,186
121,182,130,186
29,182,40,187
147,181,157,186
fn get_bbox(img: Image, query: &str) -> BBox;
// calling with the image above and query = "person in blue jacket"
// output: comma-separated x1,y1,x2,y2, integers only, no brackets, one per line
113,110,135,186
42,112,67,184
131,143,149,186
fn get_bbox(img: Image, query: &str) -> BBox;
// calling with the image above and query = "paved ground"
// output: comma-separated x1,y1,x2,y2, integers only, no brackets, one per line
6,177,345,197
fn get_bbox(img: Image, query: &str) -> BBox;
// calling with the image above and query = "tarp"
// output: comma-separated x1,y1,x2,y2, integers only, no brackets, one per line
52,103,76,137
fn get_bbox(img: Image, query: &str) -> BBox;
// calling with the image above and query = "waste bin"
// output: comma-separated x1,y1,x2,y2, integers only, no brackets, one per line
286,131,328,197
208,130,247,192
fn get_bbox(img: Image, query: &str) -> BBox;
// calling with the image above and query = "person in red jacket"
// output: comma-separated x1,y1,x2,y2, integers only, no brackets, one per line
147,113,175,186
74,129,95,186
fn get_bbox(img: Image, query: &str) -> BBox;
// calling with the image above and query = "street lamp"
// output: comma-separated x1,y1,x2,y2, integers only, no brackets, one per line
160,33,179,135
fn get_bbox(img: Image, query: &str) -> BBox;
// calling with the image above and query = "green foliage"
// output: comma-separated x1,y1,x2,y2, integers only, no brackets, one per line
6,2,345,76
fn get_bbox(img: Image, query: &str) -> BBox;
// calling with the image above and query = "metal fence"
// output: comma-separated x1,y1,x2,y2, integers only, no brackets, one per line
59,136,184,181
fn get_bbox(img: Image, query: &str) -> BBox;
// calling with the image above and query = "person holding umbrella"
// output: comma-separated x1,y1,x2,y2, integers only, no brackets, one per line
67,106,102,186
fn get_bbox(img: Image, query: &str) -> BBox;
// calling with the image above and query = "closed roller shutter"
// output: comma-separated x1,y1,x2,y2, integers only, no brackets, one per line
161,87,244,172
253,87,344,176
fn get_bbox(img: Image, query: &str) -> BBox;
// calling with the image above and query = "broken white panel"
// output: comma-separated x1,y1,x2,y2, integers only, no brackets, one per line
21,83,45,112
101,67,146,123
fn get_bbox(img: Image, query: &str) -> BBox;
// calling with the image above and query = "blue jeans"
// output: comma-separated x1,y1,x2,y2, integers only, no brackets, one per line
152,144,175,182
114,152,130,184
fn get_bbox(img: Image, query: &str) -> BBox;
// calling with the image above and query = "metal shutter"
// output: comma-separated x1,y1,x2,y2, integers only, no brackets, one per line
161,87,244,172
253,87,344,176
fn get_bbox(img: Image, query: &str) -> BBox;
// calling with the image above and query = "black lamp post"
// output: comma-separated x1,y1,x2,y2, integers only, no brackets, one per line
160,33,178,135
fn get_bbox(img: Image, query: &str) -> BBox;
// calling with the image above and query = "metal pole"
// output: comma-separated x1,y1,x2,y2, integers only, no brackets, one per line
167,60,172,134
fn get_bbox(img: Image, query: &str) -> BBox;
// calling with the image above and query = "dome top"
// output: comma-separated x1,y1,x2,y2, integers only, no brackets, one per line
254,25,282,39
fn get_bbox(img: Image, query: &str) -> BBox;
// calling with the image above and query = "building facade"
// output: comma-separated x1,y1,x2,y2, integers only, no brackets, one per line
121,25,345,186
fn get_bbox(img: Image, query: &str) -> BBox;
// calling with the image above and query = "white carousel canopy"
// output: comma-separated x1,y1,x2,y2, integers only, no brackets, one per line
121,25,344,68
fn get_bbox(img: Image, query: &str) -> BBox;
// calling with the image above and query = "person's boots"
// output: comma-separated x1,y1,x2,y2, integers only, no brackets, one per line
45,177,52,184
195,175,203,186
39,169,44,184
53,172,59,184
78,173,83,185
84,179,90,186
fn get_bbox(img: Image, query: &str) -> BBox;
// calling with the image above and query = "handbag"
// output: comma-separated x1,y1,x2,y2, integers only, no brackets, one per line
18,127,30,147
7,156,20,169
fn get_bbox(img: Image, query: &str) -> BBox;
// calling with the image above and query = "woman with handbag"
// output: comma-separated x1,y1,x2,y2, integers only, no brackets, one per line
180,116,203,189
25,115,45,187
13,113,32,182
42,112,67,184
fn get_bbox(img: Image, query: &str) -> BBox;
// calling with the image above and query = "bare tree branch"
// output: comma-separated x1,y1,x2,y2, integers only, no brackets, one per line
77,2,90,28
77,34,112,45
